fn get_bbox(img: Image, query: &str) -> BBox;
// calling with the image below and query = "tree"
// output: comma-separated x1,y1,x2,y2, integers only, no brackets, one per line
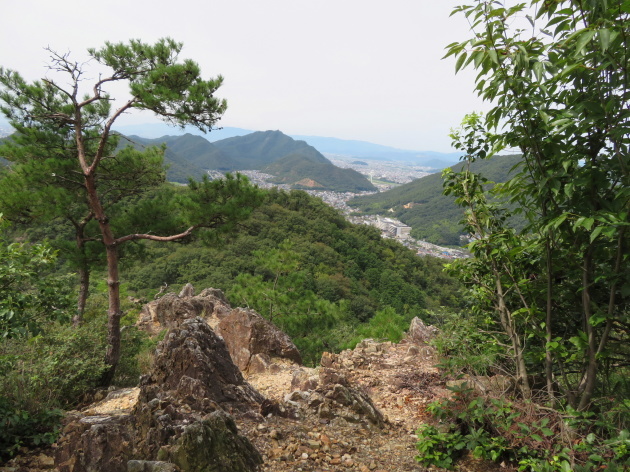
0,38,262,381
0,123,166,323
446,1,630,410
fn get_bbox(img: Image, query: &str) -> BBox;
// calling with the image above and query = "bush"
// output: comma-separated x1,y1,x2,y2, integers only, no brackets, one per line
113,322,162,387
430,310,504,376
416,385,630,471
0,320,107,459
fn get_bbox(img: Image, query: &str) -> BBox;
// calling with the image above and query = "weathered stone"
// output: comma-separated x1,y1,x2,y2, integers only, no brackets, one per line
178,283,195,298
217,308,302,372
56,317,264,472
137,286,233,335
319,368,349,387
162,411,263,472
55,414,135,472
406,317,438,344
290,368,319,391
127,460,180,472
140,317,263,409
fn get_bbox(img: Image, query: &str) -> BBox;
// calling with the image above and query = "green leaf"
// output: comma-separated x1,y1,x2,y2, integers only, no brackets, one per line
598,28,611,52
574,29,596,55
590,225,604,242
533,61,544,82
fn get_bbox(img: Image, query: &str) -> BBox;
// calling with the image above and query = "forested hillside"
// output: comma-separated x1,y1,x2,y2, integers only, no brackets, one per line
118,130,376,191
118,187,460,364
263,151,376,192
348,153,521,245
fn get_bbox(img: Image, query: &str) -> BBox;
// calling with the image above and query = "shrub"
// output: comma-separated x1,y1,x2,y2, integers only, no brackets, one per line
416,385,630,471
0,320,107,459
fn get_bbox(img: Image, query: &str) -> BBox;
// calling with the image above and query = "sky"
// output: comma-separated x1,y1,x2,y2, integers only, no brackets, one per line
0,0,489,152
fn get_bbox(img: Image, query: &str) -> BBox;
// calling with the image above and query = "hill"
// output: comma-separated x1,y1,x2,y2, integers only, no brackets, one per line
120,187,461,364
122,130,376,192
117,134,211,183
111,121,461,168
211,130,328,169
348,154,522,245
263,149,376,192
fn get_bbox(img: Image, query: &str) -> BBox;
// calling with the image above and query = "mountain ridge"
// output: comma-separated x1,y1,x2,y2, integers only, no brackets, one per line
120,130,376,192
111,123,460,167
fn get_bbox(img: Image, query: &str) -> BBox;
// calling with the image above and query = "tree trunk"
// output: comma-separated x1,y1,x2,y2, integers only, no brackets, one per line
495,270,531,399
83,172,122,385
578,248,597,411
544,238,555,403
72,219,93,326
102,242,122,385
74,264,90,326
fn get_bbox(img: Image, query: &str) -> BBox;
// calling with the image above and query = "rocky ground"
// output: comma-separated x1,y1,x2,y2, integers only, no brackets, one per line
1,286,505,472
241,339,444,472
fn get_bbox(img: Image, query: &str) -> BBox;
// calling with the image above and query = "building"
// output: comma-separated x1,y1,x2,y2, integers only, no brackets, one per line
375,216,412,240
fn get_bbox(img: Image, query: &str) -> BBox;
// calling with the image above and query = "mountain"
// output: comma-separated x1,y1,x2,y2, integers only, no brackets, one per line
112,122,460,168
117,134,211,183
263,151,377,192
348,154,523,246
211,130,327,169
113,123,253,141
119,130,376,192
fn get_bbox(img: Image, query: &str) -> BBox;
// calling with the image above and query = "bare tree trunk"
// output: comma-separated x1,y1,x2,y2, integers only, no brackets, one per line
102,242,122,385
578,248,598,411
495,270,531,399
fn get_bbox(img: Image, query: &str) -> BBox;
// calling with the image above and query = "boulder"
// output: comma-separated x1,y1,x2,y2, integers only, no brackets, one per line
217,308,302,372
406,317,438,344
55,414,135,472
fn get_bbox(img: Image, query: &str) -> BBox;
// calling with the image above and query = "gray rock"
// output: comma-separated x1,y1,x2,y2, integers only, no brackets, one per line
217,308,302,372
127,460,180,472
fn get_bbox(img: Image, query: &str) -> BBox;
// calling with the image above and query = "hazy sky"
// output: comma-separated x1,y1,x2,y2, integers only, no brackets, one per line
0,0,489,152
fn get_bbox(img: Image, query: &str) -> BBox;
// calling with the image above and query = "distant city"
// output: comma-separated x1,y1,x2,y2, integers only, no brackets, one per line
238,158,468,260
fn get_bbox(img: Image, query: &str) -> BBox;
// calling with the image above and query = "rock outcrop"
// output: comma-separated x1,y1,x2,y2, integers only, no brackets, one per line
406,316,439,344
19,293,448,472
217,308,302,373
137,285,231,335
137,286,302,373
55,317,263,472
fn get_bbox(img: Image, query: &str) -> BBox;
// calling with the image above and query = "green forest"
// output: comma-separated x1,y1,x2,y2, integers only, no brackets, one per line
348,153,521,246
1,0,630,470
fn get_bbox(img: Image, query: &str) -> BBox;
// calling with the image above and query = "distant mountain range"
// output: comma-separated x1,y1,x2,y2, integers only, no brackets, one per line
120,130,376,192
348,154,523,246
112,123,461,168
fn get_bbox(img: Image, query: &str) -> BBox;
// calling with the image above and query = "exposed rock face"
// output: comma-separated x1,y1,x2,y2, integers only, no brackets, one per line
217,308,302,372
406,316,439,344
136,286,301,374
139,317,264,411
55,317,263,472
55,414,135,472
137,286,232,335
